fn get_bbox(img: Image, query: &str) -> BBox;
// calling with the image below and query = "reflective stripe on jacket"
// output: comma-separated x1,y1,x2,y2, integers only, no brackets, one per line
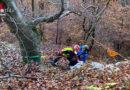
60,47,79,60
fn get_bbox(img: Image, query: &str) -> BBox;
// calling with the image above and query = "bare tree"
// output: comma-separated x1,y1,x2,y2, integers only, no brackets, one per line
32,0,35,17
81,0,111,52
1,0,65,63
56,19,60,44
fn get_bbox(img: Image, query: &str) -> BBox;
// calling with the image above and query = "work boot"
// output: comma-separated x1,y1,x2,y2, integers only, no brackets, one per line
47,60,57,66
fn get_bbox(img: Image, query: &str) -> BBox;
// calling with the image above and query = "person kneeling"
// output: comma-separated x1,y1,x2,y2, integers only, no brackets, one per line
48,45,80,69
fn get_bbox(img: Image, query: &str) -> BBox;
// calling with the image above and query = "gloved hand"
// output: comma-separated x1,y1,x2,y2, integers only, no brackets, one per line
78,61,84,65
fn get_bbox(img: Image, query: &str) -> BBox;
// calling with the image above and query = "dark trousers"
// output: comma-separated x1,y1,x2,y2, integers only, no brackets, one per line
54,53,78,66
69,58,78,66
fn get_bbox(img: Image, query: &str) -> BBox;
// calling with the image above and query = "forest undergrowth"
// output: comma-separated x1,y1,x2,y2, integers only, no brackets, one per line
0,42,129,89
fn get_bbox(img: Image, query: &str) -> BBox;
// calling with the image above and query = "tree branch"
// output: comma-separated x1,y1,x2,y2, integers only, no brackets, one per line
32,0,64,25
82,5,96,13
84,0,111,43
59,10,82,19
0,74,43,80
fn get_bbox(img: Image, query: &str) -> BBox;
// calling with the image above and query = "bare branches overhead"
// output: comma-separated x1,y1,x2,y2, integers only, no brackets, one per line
84,0,111,43
32,0,64,25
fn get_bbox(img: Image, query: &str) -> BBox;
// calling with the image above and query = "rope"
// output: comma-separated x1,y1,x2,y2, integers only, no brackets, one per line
21,37,128,61
90,37,129,61
23,55,41,59
22,55,62,59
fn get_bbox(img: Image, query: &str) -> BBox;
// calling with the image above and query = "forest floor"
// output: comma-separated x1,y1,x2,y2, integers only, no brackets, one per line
0,42,129,90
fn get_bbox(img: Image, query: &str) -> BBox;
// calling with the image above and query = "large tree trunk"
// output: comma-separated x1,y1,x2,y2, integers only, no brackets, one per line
3,15,41,63
6,23,41,63
2,0,41,63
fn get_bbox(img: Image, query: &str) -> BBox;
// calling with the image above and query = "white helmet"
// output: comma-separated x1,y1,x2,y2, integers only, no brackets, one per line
73,45,80,54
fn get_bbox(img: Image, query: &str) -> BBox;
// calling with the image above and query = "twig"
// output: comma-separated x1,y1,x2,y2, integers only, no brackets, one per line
83,5,95,13
0,74,42,80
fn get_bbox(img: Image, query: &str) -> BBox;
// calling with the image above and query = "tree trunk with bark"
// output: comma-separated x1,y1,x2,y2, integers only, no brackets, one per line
1,0,65,64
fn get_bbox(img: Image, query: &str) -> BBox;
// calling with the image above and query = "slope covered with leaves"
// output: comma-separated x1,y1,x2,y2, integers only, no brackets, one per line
0,42,129,90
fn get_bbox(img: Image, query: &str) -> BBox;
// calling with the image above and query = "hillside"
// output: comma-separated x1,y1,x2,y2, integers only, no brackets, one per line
0,0,130,89
0,42,129,89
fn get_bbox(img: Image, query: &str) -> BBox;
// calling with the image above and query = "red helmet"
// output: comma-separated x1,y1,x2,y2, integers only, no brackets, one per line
73,45,80,52
0,3,4,13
